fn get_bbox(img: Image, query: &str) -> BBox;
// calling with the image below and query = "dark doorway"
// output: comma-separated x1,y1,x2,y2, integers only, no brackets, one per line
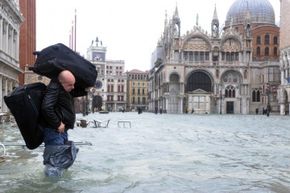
226,101,234,114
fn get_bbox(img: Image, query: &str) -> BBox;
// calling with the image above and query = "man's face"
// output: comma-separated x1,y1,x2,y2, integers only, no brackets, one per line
61,78,75,92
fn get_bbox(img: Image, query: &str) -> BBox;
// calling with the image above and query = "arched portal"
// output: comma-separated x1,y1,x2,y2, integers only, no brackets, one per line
186,71,213,114
220,70,243,114
186,71,213,92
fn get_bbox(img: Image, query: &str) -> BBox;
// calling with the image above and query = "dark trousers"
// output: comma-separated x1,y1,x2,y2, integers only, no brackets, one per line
43,128,68,146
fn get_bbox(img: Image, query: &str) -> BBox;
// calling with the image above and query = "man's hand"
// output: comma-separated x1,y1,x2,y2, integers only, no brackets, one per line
57,122,65,133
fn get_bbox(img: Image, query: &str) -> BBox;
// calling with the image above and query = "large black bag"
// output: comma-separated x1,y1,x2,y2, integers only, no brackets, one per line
4,82,46,149
29,43,97,95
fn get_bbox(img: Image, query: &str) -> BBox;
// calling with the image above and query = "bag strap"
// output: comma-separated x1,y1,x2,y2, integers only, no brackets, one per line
24,86,39,115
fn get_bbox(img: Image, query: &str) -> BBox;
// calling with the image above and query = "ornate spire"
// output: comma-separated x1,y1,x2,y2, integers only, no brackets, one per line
213,4,218,21
174,2,179,18
211,4,219,38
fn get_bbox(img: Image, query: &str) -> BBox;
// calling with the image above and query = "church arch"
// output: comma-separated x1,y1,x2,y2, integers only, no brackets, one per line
186,70,213,92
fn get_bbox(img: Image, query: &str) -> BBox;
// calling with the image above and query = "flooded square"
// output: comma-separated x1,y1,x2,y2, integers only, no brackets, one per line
1,113,290,193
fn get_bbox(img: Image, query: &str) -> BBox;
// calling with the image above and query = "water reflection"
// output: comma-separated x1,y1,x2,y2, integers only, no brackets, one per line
1,113,290,193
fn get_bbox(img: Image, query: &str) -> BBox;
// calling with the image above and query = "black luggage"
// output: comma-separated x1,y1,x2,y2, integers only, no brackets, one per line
29,43,97,95
4,82,46,149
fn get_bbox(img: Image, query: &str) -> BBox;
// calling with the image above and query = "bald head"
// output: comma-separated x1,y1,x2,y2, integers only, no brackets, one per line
58,70,75,92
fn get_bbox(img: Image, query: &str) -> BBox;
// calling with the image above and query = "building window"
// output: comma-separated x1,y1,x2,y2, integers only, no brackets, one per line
273,36,278,45
265,34,270,45
265,47,269,56
142,97,146,104
252,89,261,102
225,85,235,98
256,47,260,56
256,36,261,45
268,67,280,82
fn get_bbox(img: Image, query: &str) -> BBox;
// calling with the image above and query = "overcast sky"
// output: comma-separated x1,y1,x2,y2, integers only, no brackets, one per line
36,0,280,71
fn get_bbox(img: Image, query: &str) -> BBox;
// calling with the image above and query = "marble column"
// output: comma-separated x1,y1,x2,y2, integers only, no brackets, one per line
280,104,285,115
180,97,183,114
3,78,8,112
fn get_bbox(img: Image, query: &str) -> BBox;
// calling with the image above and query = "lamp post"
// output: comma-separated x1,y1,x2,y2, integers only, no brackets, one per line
266,83,271,116
220,90,222,114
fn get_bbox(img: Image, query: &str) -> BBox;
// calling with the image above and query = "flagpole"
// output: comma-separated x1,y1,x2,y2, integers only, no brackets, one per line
74,9,77,51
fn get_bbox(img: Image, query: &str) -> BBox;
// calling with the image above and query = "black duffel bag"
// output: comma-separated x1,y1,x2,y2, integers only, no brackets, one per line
4,82,46,149
29,43,97,96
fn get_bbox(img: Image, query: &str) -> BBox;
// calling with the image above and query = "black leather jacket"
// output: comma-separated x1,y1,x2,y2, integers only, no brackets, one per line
41,79,75,130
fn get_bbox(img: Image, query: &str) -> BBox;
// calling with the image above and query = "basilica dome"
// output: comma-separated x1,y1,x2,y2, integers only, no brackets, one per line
225,0,275,26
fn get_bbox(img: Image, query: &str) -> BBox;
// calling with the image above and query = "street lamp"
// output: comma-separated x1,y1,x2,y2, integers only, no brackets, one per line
266,83,271,116
219,90,222,114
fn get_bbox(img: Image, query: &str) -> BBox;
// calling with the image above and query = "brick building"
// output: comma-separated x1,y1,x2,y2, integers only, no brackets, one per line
278,0,290,115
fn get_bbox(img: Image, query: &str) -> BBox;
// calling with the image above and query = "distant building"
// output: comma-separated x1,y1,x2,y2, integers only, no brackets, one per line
149,0,280,114
127,69,149,111
0,0,23,113
279,0,290,115
87,39,127,112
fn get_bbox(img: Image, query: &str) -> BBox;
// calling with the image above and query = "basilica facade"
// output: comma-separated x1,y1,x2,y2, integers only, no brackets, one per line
149,0,280,114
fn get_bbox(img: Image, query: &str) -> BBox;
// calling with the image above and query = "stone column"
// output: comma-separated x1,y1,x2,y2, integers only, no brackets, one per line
280,104,285,115
281,70,285,84
0,16,2,51
5,22,9,52
3,78,8,112
180,97,183,114
165,96,169,113
9,80,13,94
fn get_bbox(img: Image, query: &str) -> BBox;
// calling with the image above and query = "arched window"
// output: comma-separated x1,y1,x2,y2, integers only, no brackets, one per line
273,36,278,45
265,47,269,56
256,47,261,56
265,34,270,45
225,85,235,98
252,89,261,102
170,74,179,83
256,36,261,45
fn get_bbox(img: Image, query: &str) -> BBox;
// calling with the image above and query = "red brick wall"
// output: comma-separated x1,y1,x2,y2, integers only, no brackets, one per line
19,0,36,85
280,0,290,49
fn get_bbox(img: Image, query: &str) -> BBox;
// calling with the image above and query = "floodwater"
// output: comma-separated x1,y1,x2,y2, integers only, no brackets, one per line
1,112,290,193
